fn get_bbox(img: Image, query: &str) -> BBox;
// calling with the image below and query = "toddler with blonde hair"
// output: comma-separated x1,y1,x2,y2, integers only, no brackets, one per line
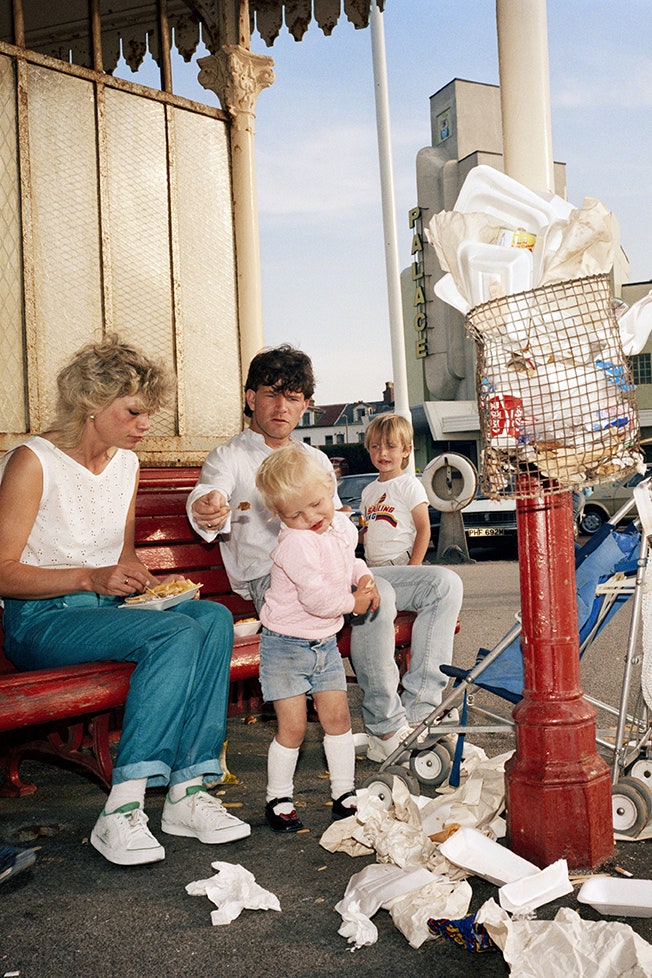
255,444,379,831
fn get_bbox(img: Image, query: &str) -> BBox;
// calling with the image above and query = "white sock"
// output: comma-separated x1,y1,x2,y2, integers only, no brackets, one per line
267,739,299,813
168,776,203,802
323,730,355,802
105,778,147,813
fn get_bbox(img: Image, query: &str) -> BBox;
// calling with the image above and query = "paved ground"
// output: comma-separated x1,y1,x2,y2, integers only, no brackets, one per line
2,557,652,977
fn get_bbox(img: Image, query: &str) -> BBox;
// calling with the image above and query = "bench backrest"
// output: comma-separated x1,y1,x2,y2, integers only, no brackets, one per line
134,467,256,619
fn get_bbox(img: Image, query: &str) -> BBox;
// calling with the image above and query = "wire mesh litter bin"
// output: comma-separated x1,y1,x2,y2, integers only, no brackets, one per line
465,274,641,498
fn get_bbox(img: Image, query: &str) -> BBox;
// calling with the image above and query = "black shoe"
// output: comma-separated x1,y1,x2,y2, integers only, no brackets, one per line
265,798,303,833
331,790,358,821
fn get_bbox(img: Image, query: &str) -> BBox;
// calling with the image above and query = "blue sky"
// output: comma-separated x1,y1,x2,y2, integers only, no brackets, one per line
119,1,652,405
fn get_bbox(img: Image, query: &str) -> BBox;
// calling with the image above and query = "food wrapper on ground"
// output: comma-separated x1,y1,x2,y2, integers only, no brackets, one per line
185,860,281,925
334,862,473,950
321,780,438,868
354,779,438,869
337,900,378,948
389,877,473,948
498,859,573,914
335,864,439,919
477,898,652,977
419,746,510,841
427,912,499,953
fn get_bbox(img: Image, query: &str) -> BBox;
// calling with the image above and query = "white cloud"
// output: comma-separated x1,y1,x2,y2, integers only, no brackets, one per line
257,123,381,218
554,57,652,110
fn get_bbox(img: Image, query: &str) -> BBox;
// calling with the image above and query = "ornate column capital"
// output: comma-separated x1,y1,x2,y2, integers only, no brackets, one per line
198,46,275,129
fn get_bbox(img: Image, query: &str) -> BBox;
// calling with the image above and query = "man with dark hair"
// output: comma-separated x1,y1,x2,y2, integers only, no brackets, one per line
242,344,316,418
187,345,461,759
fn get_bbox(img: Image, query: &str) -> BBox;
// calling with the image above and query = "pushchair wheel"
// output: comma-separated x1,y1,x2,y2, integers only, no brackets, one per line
363,765,420,809
409,742,452,788
612,777,652,837
628,758,652,789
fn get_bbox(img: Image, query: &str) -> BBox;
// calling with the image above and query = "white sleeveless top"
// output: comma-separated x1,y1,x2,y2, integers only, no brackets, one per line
0,436,139,568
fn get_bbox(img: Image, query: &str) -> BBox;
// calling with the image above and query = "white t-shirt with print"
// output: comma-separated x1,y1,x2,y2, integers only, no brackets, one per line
361,472,428,566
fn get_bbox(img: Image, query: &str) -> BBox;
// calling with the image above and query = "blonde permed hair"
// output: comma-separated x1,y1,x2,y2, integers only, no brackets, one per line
364,413,413,469
49,333,174,448
256,443,335,516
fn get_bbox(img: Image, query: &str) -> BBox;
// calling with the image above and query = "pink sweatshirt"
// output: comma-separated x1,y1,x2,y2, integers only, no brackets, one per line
260,511,372,639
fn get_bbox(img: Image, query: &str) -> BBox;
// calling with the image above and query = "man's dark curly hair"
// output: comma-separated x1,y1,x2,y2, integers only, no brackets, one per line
243,344,315,417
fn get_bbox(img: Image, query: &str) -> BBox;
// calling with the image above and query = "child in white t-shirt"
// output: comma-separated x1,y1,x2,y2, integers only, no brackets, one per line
361,414,431,567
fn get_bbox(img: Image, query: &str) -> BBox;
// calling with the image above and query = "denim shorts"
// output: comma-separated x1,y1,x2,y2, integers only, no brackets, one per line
259,628,348,703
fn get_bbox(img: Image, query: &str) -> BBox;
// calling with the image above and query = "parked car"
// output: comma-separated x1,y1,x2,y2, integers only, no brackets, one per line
461,491,517,549
579,467,652,535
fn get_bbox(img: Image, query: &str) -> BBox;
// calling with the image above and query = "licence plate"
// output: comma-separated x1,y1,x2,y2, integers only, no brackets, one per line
467,527,513,537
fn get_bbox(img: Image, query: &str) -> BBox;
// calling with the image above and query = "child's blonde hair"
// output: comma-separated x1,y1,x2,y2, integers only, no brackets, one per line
256,443,335,515
364,413,413,470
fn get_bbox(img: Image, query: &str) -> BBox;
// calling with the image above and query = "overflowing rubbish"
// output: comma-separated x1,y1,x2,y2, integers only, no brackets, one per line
426,165,644,497
322,752,652,965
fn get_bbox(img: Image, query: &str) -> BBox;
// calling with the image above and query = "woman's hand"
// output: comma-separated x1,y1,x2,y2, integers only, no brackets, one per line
87,564,153,597
191,489,230,533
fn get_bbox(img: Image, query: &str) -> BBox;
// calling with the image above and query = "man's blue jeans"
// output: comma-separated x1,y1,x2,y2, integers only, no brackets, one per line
350,566,463,732
2,593,234,788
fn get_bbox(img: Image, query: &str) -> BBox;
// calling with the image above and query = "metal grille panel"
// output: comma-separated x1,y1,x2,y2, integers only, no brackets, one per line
172,107,241,438
0,47,237,461
0,55,25,432
26,64,104,427
103,89,177,437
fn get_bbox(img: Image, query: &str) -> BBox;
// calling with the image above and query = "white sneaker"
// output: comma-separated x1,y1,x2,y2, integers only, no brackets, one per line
366,724,413,763
90,803,165,866
161,786,251,843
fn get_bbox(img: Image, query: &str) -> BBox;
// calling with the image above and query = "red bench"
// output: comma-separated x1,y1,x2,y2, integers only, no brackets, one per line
0,467,415,796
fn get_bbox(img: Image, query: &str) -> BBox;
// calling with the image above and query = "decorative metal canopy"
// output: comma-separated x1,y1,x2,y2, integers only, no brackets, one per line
0,2,386,73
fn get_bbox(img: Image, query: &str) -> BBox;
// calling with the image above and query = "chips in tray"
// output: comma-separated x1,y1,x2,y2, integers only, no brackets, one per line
124,579,200,604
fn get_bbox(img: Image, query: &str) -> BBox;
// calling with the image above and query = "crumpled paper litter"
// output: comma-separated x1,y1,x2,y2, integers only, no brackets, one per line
334,861,473,950
477,898,652,977
186,860,281,925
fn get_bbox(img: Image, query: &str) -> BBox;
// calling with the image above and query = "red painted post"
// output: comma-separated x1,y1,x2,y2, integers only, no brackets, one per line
505,477,614,868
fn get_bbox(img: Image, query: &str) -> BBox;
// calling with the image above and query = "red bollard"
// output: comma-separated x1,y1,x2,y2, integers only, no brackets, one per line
505,477,614,869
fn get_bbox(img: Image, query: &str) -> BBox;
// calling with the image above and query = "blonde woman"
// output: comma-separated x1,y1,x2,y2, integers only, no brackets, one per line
0,335,249,866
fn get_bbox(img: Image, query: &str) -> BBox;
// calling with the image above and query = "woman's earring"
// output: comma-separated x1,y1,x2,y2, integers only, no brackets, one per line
89,415,95,421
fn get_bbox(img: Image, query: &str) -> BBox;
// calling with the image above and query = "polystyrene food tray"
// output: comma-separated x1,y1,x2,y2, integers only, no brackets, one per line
577,877,652,917
439,826,538,886
454,164,572,232
233,618,261,637
120,585,202,610
457,241,533,306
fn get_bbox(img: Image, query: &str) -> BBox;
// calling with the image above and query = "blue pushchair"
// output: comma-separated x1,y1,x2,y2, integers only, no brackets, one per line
364,484,652,836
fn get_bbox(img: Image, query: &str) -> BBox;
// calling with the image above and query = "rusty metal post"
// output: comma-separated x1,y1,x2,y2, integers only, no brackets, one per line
505,479,614,867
